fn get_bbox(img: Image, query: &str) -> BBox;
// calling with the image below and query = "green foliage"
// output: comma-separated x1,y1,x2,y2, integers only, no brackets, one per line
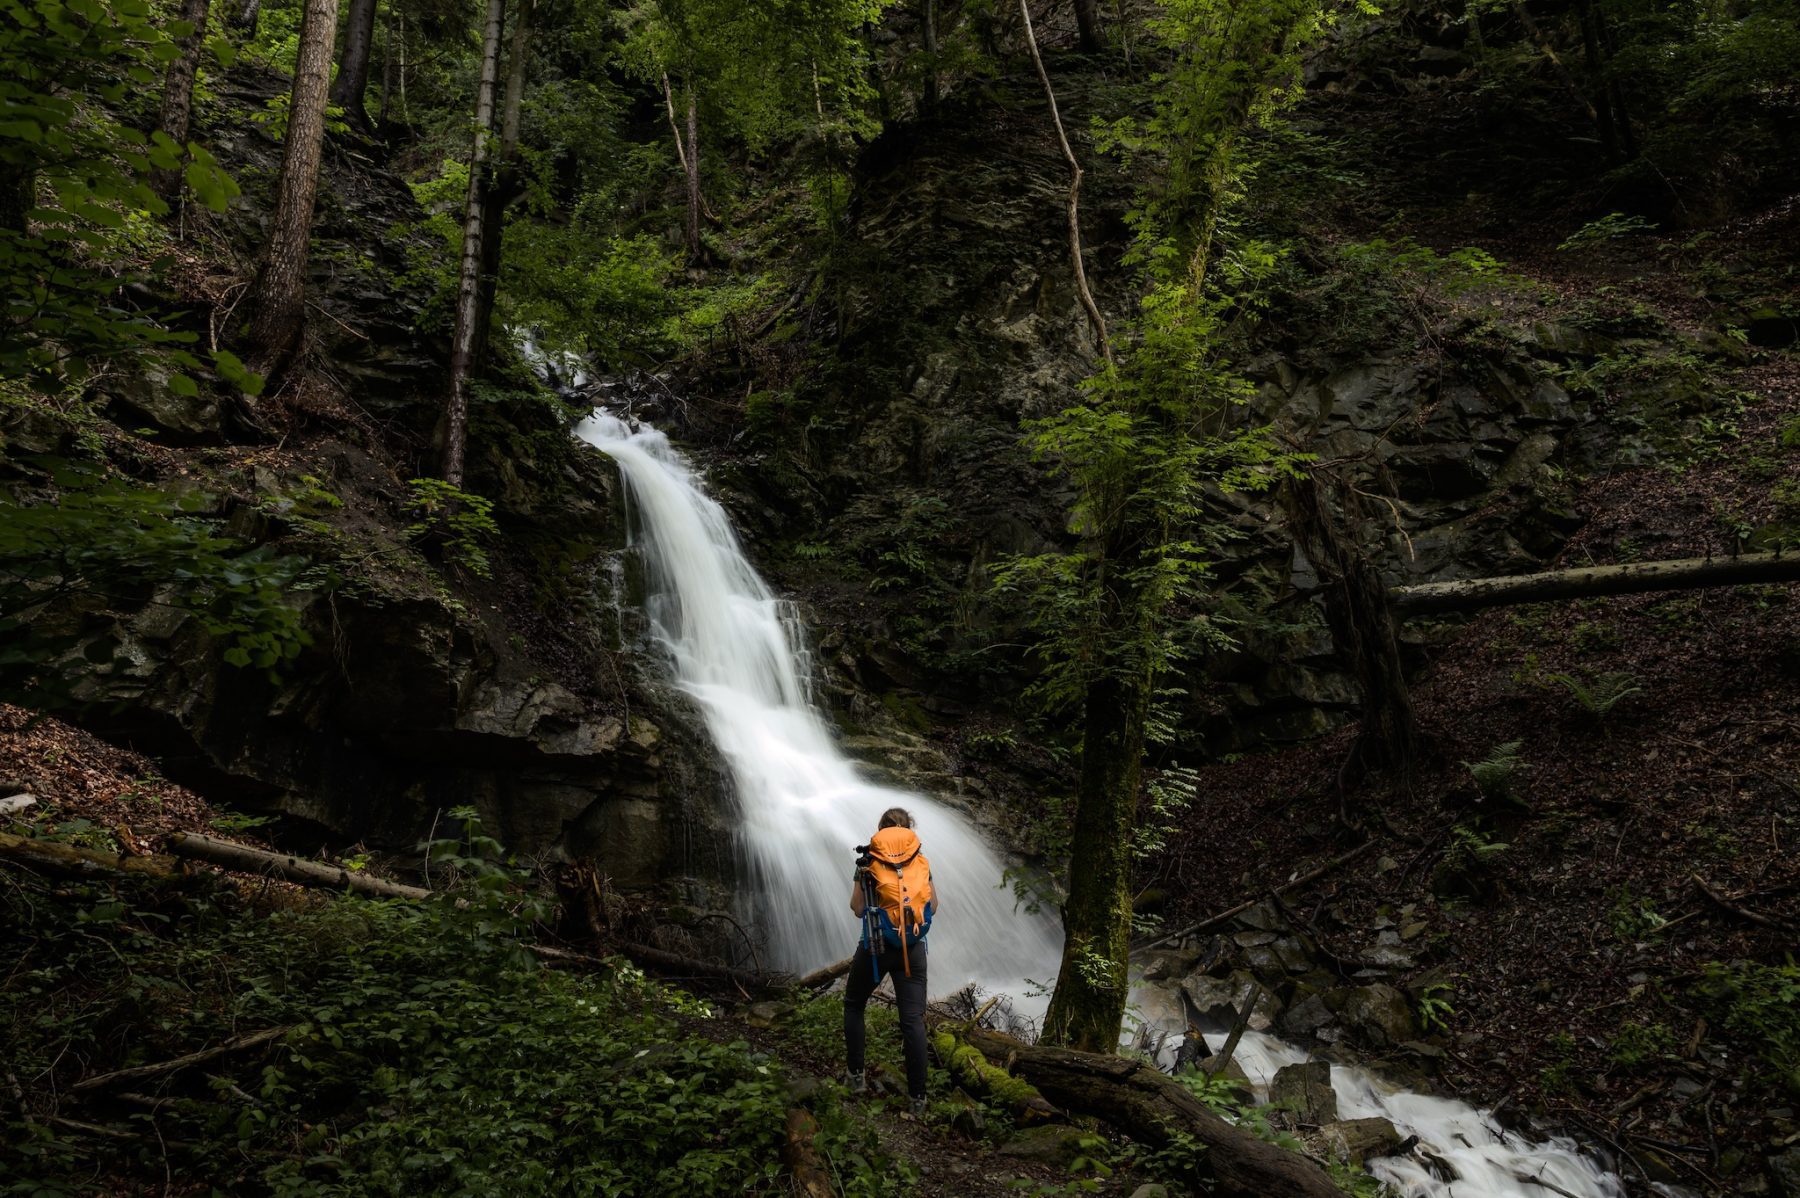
1462,740,1525,803
402,479,501,578
2,806,912,1197
1696,958,1800,1094
1557,212,1658,252
1546,669,1641,718
0,462,316,699
1608,1019,1677,1069
1417,980,1456,1034
0,0,243,386
1607,885,1669,942
1132,765,1198,862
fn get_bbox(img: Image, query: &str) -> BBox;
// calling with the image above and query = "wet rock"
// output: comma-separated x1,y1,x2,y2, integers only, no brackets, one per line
1235,899,1288,933
1138,947,1202,982
100,366,224,439
1271,1061,1338,1124
1280,992,1338,1039
1319,1117,1403,1164
1340,984,1417,1047
1181,971,1282,1031
1233,930,1278,947
1128,1186,1171,1198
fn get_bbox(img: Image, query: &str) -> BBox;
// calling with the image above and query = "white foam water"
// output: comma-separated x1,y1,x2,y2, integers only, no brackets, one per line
574,405,1633,1198
574,411,1064,1008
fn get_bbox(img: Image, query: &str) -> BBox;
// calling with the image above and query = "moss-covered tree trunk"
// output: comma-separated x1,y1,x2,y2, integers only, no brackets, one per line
1042,652,1149,1052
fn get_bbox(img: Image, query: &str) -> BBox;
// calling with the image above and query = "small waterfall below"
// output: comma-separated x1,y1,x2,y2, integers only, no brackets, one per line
574,411,1064,1006
571,401,1635,1198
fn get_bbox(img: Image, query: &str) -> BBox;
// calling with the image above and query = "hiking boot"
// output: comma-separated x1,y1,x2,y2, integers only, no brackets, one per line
909,1096,928,1118
844,1071,866,1095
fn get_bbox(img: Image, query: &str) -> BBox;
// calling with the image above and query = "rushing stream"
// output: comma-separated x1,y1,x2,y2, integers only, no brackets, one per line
572,405,1632,1198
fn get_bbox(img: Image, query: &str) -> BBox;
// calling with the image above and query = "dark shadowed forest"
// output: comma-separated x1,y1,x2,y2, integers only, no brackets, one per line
2,0,1797,1194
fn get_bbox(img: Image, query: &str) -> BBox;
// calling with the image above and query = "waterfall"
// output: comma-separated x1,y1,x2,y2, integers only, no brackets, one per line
574,411,1064,1006
573,405,1636,1198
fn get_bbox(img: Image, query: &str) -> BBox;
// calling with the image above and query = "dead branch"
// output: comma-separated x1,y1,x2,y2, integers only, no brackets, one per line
1137,839,1378,951
70,1026,291,1094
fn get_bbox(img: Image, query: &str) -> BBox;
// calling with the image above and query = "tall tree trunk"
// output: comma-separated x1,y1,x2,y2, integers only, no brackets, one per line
330,0,379,132
440,0,505,488
683,88,701,262
921,0,938,113
1072,0,1103,52
231,0,259,34
1,169,32,235
470,0,532,369
244,0,339,377
1041,652,1148,1052
1573,0,1626,162
377,1,394,126
152,0,212,203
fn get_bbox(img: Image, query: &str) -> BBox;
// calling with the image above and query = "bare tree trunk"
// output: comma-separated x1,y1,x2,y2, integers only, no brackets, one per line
683,88,701,262
440,0,505,488
1511,2,1605,139
1390,551,1800,616
921,0,938,113
1072,0,1103,52
244,0,339,377
470,0,532,368
377,1,393,126
330,0,379,132
152,0,212,202
230,0,259,34
1018,0,1110,364
1286,472,1418,786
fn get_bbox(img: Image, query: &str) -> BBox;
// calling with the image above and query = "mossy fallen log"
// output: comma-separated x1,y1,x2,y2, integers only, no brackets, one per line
929,1029,1059,1123
961,1026,1342,1198
1389,551,1800,617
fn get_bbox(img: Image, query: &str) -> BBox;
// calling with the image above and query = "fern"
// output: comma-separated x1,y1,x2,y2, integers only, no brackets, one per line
1546,670,1642,718
1463,740,1525,803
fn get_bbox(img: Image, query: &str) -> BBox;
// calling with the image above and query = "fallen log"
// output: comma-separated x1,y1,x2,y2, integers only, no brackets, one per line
0,831,177,881
166,832,433,901
1389,551,1800,617
795,955,853,990
962,1026,1341,1198
929,1029,1060,1124
70,1026,291,1094
781,1108,836,1198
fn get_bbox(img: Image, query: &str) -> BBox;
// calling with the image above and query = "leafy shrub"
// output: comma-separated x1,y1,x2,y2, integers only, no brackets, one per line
1696,959,1800,1094
1557,212,1658,252
1463,740,1525,804
1608,1020,1677,1069
402,479,501,577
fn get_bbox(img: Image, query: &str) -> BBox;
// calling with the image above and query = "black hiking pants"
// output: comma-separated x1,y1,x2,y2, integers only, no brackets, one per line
844,939,928,1099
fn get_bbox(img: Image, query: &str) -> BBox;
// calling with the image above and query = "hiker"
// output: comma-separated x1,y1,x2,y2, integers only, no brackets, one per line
845,805,936,1115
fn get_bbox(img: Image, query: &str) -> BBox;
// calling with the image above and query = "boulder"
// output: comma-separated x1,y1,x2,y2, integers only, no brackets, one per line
1340,984,1417,1048
1280,992,1339,1039
1181,970,1282,1031
1270,1061,1338,1124
1319,1117,1403,1164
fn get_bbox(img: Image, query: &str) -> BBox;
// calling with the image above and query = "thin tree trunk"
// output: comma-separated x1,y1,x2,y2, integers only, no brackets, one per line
1018,0,1111,364
330,0,379,132
1511,2,1604,138
683,88,701,262
230,0,259,34
470,0,532,368
1072,0,1103,52
1573,0,1624,161
921,0,938,113
244,0,339,377
152,0,212,202
1041,664,1147,1051
440,0,505,487
1390,550,1800,617
1,169,31,235
377,1,393,126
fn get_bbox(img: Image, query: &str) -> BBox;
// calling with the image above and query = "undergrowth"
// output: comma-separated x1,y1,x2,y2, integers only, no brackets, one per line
0,853,903,1196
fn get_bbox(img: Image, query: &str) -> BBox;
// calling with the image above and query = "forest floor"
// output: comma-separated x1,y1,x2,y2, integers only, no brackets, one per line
1149,189,1800,1193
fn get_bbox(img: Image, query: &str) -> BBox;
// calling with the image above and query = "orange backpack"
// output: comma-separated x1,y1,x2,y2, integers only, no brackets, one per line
857,826,935,976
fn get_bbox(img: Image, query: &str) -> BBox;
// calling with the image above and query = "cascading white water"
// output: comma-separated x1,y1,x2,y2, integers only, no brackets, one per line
574,411,1064,1006
574,404,1634,1198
